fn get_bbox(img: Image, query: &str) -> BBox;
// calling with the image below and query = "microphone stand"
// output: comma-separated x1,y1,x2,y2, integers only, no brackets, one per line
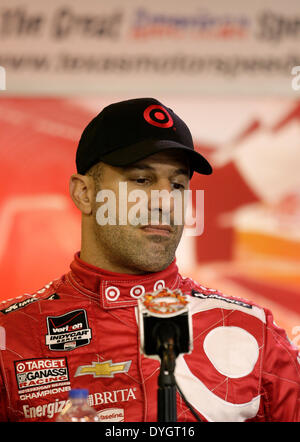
137,288,192,423
156,322,178,422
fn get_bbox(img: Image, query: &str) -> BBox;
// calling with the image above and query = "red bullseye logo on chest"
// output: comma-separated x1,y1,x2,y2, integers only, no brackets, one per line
143,105,174,128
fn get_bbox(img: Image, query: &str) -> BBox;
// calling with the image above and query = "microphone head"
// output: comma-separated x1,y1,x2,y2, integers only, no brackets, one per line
141,288,189,318
137,288,193,359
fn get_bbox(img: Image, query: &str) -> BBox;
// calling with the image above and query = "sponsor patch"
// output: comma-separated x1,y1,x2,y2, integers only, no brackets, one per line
14,357,70,391
88,388,137,406
191,290,252,309
97,408,124,422
23,398,68,420
0,293,59,315
45,309,92,351
75,360,132,378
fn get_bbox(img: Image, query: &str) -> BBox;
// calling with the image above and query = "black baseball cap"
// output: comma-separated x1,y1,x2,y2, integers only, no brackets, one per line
76,98,212,176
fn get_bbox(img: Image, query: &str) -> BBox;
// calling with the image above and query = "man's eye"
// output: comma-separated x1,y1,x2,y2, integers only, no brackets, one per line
132,178,149,184
172,183,185,190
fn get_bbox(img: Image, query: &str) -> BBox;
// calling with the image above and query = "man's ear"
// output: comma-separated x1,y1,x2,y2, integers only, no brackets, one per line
69,174,94,215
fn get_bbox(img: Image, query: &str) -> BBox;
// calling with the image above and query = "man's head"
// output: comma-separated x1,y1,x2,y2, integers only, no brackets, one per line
70,98,212,274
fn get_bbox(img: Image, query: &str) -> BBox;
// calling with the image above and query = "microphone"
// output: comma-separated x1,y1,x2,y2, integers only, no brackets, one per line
138,287,193,359
138,288,193,422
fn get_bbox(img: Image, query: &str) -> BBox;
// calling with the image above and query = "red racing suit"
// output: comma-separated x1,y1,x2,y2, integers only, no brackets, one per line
0,252,299,422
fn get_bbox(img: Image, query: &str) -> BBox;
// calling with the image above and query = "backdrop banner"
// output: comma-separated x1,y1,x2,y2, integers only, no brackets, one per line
1,0,300,95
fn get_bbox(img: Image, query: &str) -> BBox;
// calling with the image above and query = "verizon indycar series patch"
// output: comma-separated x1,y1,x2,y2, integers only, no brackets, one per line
45,309,92,351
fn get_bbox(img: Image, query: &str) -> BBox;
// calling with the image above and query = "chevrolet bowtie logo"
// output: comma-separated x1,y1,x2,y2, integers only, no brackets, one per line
75,360,132,378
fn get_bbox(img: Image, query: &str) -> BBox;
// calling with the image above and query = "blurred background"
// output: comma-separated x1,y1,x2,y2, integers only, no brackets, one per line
0,0,299,346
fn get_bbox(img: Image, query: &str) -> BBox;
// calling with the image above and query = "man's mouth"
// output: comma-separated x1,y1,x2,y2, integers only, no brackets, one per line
141,224,173,236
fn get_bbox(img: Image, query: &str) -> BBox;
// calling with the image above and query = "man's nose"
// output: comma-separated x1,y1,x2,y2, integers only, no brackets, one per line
147,179,175,214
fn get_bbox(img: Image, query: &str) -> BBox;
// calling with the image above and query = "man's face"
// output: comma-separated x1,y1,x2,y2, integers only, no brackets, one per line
91,150,190,273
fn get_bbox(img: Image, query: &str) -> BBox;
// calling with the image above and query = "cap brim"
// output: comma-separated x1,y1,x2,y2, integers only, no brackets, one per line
100,139,213,176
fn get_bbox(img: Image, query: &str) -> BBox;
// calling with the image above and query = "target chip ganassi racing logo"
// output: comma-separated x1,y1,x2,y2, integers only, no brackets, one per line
15,357,69,390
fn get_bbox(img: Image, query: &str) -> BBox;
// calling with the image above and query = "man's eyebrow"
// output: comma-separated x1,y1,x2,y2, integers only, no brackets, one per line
123,164,190,176
123,164,154,171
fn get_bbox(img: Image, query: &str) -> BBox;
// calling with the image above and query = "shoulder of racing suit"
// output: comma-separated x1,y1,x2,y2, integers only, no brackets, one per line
178,275,266,323
0,279,61,316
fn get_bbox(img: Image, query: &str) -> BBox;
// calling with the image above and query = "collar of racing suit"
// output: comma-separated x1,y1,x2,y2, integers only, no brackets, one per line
68,251,181,309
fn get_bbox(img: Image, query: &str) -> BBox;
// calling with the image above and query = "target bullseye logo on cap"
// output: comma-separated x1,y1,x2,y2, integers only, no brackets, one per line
143,105,174,128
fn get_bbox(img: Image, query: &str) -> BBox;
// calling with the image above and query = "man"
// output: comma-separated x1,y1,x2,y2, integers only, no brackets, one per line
0,98,299,422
